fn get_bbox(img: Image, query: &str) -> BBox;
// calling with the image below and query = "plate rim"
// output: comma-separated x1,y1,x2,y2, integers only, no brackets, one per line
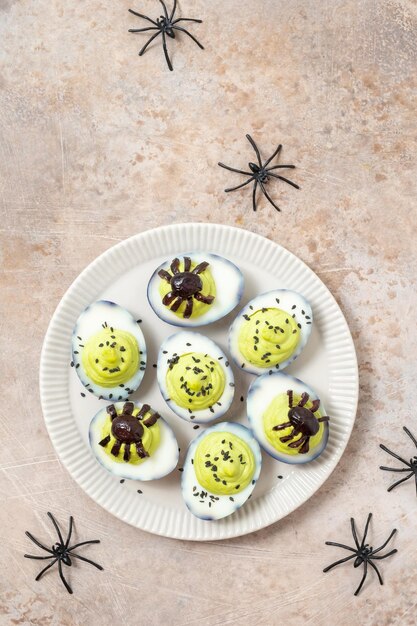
39,222,358,541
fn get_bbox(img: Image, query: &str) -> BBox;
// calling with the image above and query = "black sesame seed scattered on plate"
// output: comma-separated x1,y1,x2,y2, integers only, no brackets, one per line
137,489,143,494
120,479,125,484
240,396,244,402
278,475,283,479
80,392,86,397
193,425,200,430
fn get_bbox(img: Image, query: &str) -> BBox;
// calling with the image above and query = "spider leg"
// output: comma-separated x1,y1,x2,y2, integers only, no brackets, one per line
172,18,203,24
350,518,361,550
280,428,300,443
317,416,329,423
64,515,74,549
298,392,309,407
387,472,414,492
170,297,183,312
184,298,193,318
272,420,292,431
288,435,308,450
368,560,383,586
265,164,296,172
224,176,255,193
161,29,173,71
360,513,372,549
70,553,104,571
245,134,262,167
183,256,191,271
169,0,177,21
310,399,320,413
106,404,117,419
162,292,177,306
287,389,293,408
379,466,411,472
171,25,204,49
24,554,56,560
25,531,54,555
137,404,151,419
194,292,215,304
263,144,282,168
354,560,368,596
170,258,180,274
268,172,300,190
252,180,258,211
34,558,58,581
371,549,398,560
128,9,158,27
159,0,169,20
138,31,162,57
124,443,131,462
143,411,160,427
371,528,397,555
403,426,417,448
47,512,65,546
218,162,253,176
136,440,149,458
58,558,73,594
323,553,356,572
259,181,281,212
379,443,411,466
299,437,310,454
67,539,100,552
325,541,357,552
192,261,209,274
128,26,159,33
158,269,172,282
111,441,121,456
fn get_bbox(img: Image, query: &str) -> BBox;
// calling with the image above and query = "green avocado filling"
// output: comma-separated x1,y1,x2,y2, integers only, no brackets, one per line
194,432,255,495
100,406,160,465
159,259,216,319
238,308,300,367
263,392,325,456
81,326,140,387
166,352,225,411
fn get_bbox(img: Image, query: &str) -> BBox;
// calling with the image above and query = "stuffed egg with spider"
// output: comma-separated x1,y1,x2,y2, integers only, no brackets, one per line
182,422,262,520
89,401,179,480
147,253,244,326
229,289,312,375
72,300,146,401
157,331,234,424
247,372,330,464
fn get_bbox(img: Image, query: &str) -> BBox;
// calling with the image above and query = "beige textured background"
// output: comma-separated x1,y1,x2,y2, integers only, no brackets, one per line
1,0,416,624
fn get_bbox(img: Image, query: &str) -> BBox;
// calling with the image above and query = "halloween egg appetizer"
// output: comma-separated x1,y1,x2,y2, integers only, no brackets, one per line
247,372,329,464
72,300,146,401
157,331,234,424
89,401,179,480
147,253,244,327
229,289,312,375
182,422,262,520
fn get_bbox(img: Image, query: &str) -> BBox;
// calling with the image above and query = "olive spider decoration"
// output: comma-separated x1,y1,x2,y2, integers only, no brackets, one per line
158,256,214,319
128,0,204,71
99,401,160,461
272,390,329,454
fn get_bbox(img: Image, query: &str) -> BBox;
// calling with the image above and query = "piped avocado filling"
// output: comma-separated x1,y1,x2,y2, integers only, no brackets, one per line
238,307,300,367
158,256,216,319
98,402,160,464
166,352,225,411
81,323,140,387
263,391,328,455
194,432,255,495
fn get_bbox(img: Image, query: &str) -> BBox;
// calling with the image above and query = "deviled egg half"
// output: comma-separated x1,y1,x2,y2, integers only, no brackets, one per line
247,372,330,464
182,422,262,520
157,331,235,424
72,300,146,401
147,252,244,327
229,289,312,375
89,401,179,480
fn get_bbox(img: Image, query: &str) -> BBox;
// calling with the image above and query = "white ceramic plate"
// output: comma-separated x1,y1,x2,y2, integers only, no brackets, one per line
40,223,358,541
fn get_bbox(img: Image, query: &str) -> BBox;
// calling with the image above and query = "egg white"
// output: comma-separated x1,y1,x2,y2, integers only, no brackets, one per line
147,252,244,327
181,422,262,520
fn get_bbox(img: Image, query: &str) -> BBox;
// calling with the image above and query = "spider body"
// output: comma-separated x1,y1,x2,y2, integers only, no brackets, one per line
100,401,160,460
158,256,214,319
272,390,329,454
380,426,417,496
218,135,299,213
128,0,204,71
24,512,103,595
323,513,397,596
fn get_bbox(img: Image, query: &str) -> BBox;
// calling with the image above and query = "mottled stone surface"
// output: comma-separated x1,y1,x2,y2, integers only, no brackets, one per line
1,0,416,624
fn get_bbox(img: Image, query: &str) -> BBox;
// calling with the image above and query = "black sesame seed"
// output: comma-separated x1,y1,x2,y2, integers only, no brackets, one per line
70,361,74,367
120,479,125,484
186,342,192,346
178,468,184,472
193,425,199,429
80,392,86,397
278,475,283,479
137,489,143,494
240,396,244,402
137,319,142,323
75,363,80,369
229,497,234,502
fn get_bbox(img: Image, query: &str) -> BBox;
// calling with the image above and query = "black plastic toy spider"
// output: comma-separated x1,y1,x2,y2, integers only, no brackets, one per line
24,512,103,594
128,0,204,71
218,134,299,213
158,256,214,318
323,513,397,596
380,426,417,496
272,390,329,454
